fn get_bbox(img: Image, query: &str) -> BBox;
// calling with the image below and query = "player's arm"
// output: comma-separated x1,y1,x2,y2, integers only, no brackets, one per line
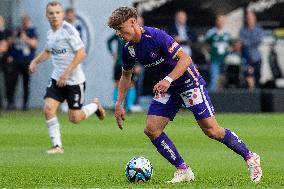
154,49,191,94
115,68,133,129
153,30,192,94
57,47,86,87
29,49,50,73
167,49,191,81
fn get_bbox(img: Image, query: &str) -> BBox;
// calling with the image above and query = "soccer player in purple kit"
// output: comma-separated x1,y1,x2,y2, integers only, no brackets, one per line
108,7,262,183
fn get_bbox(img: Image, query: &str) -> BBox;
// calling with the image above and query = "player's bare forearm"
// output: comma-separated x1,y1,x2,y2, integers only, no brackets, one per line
168,49,191,81
33,49,50,64
29,49,50,73
114,69,132,130
64,47,86,75
116,69,133,106
154,50,191,94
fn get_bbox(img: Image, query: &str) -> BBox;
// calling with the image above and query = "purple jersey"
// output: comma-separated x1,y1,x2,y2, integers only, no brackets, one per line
122,26,206,91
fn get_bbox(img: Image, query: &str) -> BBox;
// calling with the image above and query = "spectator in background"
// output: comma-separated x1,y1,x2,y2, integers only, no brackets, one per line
205,15,231,91
239,11,264,89
0,16,11,112
223,39,246,89
168,10,197,56
268,39,282,80
261,38,283,89
5,15,38,110
65,7,88,48
65,8,82,38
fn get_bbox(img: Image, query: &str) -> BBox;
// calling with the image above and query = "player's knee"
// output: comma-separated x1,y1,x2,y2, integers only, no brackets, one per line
43,104,55,118
69,115,80,124
204,128,222,140
144,124,160,139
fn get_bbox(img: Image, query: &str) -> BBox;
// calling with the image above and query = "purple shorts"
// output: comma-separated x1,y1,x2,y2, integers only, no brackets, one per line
148,85,215,121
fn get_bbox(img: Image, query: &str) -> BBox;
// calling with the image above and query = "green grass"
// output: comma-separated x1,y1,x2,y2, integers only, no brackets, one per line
0,110,284,188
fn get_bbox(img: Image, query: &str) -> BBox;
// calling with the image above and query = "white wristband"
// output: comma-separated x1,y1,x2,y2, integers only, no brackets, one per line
164,76,173,83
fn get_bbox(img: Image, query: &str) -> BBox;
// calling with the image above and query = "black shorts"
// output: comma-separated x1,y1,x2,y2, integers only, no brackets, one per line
113,65,122,81
44,79,86,109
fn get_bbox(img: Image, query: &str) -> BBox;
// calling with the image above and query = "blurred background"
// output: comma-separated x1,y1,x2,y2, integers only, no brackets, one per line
0,0,283,113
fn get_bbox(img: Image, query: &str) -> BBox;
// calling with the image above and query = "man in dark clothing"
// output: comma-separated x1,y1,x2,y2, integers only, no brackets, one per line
6,15,38,110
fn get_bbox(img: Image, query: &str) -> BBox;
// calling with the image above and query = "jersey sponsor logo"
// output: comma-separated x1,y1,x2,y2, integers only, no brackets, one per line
180,88,203,107
185,79,191,84
168,41,179,54
128,46,135,57
144,57,165,68
51,48,67,55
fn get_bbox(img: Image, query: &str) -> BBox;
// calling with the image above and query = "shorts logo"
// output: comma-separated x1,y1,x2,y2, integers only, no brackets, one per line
168,42,178,54
73,102,79,107
74,94,79,102
180,88,203,107
47,80,52,88
128,46,135,57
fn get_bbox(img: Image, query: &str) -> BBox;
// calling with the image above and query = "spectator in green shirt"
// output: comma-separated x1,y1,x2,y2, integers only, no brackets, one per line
205,15,231,91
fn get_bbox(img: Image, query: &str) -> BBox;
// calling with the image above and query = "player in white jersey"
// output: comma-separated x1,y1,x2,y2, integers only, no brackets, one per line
29,1,105,154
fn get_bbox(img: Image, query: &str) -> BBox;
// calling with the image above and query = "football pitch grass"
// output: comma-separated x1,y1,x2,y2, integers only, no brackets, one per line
0,110,283,188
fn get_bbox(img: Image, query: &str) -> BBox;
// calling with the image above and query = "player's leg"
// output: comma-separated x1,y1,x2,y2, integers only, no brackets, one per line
197,117,262,182
68,98,105,123
44,79,65,154
44,97,63,154
190,84,262,182
66,83,105,124
146,93,194,183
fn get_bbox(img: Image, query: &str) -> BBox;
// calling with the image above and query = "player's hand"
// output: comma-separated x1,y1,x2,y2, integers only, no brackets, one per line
57,72,69,87
153,79,171,95
114,103,125,130
29,60,37,74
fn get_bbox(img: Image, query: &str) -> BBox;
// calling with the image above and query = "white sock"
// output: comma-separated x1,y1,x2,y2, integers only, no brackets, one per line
82,103,98,119
46,117,62,147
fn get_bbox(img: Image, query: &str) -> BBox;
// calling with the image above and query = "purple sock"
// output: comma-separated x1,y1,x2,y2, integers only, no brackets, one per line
220,128,250,160
151,132,186,168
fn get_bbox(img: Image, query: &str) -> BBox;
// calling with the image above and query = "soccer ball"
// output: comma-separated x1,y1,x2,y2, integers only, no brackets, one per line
125,157,153,182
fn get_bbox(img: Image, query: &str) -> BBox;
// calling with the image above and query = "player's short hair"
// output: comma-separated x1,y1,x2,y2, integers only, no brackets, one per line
46,1,64,12
108,6,137,30
65,7,75,14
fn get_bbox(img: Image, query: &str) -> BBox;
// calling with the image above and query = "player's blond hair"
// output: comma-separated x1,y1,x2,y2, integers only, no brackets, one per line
46,1,64,12
108,6,137,30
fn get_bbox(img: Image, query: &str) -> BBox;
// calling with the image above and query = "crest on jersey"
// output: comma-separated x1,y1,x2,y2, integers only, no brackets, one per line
128,46,136,57
150,51,157,58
